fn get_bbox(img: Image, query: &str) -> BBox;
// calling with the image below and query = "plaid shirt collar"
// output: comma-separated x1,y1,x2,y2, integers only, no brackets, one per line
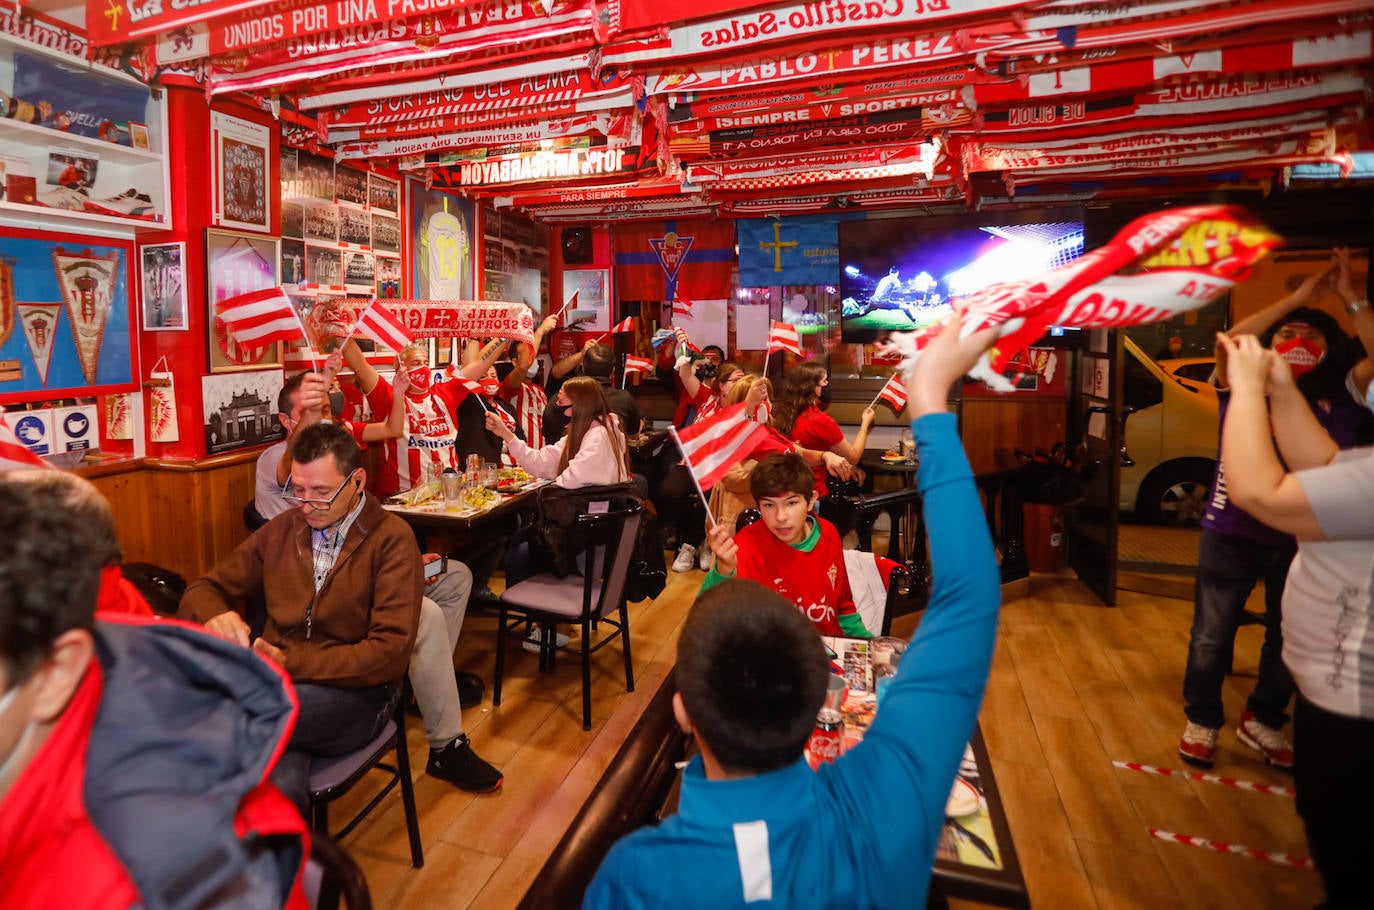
310,492,366,592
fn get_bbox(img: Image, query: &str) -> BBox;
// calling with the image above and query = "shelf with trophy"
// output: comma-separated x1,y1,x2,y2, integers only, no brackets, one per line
0,31,169,234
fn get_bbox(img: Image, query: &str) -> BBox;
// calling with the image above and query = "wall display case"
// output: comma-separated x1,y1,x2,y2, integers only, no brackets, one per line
0,33,168,234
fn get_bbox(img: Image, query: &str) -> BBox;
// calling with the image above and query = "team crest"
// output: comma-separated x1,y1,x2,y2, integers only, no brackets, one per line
828,562,838,589
53,248,119,385
648,231,694,286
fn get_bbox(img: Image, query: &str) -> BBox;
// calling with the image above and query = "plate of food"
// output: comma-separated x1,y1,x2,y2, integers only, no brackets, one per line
945,777,981,818
496,466,533,491
460,486,500,512
881,450,905,463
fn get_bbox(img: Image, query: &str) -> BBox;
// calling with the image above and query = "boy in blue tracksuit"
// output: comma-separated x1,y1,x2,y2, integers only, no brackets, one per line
585,314,1003,908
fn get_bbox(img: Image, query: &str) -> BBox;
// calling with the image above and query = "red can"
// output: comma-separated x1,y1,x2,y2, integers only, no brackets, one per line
807,708,844,767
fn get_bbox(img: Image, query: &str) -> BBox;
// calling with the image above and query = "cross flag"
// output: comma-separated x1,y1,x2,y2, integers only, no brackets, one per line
873,373,908,413
623,354,654,375
353,298,414,351
612,316,637,333
671,403,775,490
0,409,49,472
767,321,803,357
214,287,308,348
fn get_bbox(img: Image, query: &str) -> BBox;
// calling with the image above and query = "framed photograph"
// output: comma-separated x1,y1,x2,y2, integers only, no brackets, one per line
211,113,270,232
140,242,186,331
335,165,368,206
371,213,400,254
281,201,303,239
281,239,306,285
369,173,399,212
129,122,150,150
296,151,334,200
344,251,375,287
304,201,338,243
376,256,401,299
206,229,281,373
202,369,285,454
562,268,610,332
338,206,372,247
45,150,98,192
305,244,342,287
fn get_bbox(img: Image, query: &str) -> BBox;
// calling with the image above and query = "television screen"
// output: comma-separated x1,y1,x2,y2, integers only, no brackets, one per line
838,214,1085,343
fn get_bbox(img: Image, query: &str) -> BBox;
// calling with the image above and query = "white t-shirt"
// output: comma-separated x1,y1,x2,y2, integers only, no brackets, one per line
1282,447,1374,718
254,440,292,520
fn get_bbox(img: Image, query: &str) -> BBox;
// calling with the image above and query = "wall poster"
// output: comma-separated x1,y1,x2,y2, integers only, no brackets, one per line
140,242,186,331
202,368,285,454
206,229,281,373
410,180,473,301
211,112,271,233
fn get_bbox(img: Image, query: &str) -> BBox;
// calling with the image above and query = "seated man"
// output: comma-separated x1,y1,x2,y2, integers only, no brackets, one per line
181,423,426,808
0,470,306,909
586,313,1002,908
542,342,642,444
702,451,871,638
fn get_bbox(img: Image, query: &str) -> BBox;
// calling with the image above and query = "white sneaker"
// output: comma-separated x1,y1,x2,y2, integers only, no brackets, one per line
672,543,697,572
698,545,713,570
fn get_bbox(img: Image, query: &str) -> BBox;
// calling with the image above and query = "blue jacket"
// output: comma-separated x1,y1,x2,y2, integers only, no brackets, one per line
585,412,1001,908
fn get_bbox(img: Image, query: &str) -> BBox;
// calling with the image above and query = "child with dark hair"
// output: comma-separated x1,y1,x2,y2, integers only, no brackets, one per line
701,450,868,637
586,313,1003,908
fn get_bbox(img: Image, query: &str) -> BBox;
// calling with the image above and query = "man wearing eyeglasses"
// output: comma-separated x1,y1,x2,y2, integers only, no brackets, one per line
180,422,427,809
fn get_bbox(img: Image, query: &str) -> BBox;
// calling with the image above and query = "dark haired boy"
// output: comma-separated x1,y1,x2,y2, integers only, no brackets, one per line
701,450,869,637
586,314,1003,908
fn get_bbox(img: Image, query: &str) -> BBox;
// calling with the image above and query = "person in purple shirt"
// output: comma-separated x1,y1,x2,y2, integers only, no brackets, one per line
1179,255,1372,771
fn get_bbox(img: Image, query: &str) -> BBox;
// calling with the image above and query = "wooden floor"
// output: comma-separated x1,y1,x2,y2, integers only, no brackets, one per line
336,567,1322,910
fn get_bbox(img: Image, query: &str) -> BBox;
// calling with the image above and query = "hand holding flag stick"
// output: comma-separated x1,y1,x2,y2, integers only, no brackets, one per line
868,372,908,412
551,290,580,324
669,403,783,528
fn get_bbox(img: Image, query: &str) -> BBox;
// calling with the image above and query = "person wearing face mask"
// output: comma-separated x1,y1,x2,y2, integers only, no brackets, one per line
341,336,507,497
1214,328,1374,910
771,362,876,499
0,470,310,910
541,341,642,445
455,338,525,467
1179,254,1373,773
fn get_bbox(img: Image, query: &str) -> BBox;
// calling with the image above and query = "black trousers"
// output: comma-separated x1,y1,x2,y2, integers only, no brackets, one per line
654,462,706,547
1293,694,1374,909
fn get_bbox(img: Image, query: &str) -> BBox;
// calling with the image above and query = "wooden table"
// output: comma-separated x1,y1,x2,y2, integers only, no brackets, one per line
382,482,544,547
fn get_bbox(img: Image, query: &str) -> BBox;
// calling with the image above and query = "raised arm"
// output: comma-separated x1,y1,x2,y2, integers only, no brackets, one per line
1215,261,1333,387
553,337,594,380
1216,333,1327,538
674,326,704,400
1334,247,1374,401
276,371,328,486
341,338,380,394
360,367,408,442
462,337,510,381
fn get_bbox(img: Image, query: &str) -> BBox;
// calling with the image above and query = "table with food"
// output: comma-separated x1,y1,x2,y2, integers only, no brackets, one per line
382,466,548,535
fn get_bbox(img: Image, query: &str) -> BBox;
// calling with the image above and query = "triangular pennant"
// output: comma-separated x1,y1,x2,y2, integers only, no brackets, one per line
52,248,118,385
17,303,61,386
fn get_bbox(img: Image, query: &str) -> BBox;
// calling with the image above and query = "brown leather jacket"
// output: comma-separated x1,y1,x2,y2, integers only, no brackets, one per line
180,494,422,688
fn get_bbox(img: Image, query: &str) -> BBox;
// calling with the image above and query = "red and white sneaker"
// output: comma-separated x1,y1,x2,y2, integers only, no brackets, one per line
1179,722,1218,768
1236,711,1294,770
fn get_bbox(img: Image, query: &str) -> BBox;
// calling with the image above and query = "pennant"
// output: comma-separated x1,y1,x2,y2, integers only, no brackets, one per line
353,298,414,351
215,287,309,348
672,402,776,491
623,354,654,374
767,321,803,357
614,219,736,304
0,407,50,471
53,249,118,385
874,373,908,412
149,361,179,443
612,316,637,333
17,303,60,386
104,393,134,441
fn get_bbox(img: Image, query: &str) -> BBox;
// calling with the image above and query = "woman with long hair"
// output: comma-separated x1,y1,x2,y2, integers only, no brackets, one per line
485,375,630,487
772,362,876,498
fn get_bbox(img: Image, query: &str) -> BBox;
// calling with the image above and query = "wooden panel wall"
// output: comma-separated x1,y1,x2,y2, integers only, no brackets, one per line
83,452,258,583
962,398,1070,475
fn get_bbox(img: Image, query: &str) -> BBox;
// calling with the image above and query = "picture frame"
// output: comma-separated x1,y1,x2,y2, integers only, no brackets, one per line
140,242,187,331
304,201,338,243
371,213,400,254
335,165,368,206
368,173,399,212
129,122,150,150
562,268,610,332
211,112,270,232
305,244,342,287
338,206,371,247
281,239,306,286
206,229,281,373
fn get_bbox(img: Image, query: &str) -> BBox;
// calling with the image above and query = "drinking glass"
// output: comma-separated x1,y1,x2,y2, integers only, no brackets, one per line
441,472,462,510
482,461,500,490
900,427,915,464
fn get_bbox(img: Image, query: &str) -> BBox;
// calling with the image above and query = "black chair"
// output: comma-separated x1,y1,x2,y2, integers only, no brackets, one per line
244,499,268,532
304,832,372,910
307,687,424,868
495,500,645,729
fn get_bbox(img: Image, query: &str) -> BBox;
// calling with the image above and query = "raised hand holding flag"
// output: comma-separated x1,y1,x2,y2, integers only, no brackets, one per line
623,354,654,375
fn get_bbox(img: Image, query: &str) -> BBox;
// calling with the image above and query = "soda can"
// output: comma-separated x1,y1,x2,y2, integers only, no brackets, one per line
807,707,844,767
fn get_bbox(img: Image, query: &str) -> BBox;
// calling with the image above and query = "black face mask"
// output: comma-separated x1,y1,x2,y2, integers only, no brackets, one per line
694,361,719,381
817,384,832,408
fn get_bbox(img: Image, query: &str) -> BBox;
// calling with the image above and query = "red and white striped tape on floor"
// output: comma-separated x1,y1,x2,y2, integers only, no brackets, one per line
1113,761,1295,798
1148,830,1312,869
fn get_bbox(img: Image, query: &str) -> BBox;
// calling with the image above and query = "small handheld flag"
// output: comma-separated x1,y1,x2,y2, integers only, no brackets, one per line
215,287,308,348
870,373,908,413
612,316,637,333
353,298,414,351
766,321,803,357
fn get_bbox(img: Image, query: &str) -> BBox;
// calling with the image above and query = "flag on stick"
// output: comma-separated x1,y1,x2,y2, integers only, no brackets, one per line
767,321,803,357
353,298,414,351
0,409,50,472
214,287,308,348
870,373,908,413
671,296,694,317
623,354,654,375
552,290,579,323
671,403,775,492
612,316,637,333
650,328,676,349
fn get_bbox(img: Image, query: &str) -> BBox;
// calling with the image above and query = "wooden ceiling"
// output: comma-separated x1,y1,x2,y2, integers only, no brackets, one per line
19,0,1374,222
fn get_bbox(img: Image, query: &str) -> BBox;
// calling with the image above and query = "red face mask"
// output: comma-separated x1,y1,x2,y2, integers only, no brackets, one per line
406,366,432,396
1273,336,1325,379
480,378,500,397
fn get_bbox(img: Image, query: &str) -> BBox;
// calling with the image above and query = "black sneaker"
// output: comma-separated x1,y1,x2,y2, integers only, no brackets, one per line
427,734,502,793
455,670,485,709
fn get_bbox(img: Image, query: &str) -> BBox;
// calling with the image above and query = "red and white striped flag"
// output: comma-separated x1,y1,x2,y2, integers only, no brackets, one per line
623,354,654,375
671,296,694,317
353,298,413,351
671,403,775,490
214,287,308,348
0,409,50,472
612,316,637,333
767,321,803,357
873,373,907,413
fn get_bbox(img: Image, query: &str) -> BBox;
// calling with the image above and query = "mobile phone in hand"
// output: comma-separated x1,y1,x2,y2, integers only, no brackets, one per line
424,557,446,580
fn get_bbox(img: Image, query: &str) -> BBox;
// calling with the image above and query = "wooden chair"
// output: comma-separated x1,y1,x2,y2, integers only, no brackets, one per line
494,500,645,730
307,689,424,868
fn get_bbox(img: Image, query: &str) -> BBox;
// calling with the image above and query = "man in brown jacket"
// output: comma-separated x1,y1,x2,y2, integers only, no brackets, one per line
180,422,421,810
